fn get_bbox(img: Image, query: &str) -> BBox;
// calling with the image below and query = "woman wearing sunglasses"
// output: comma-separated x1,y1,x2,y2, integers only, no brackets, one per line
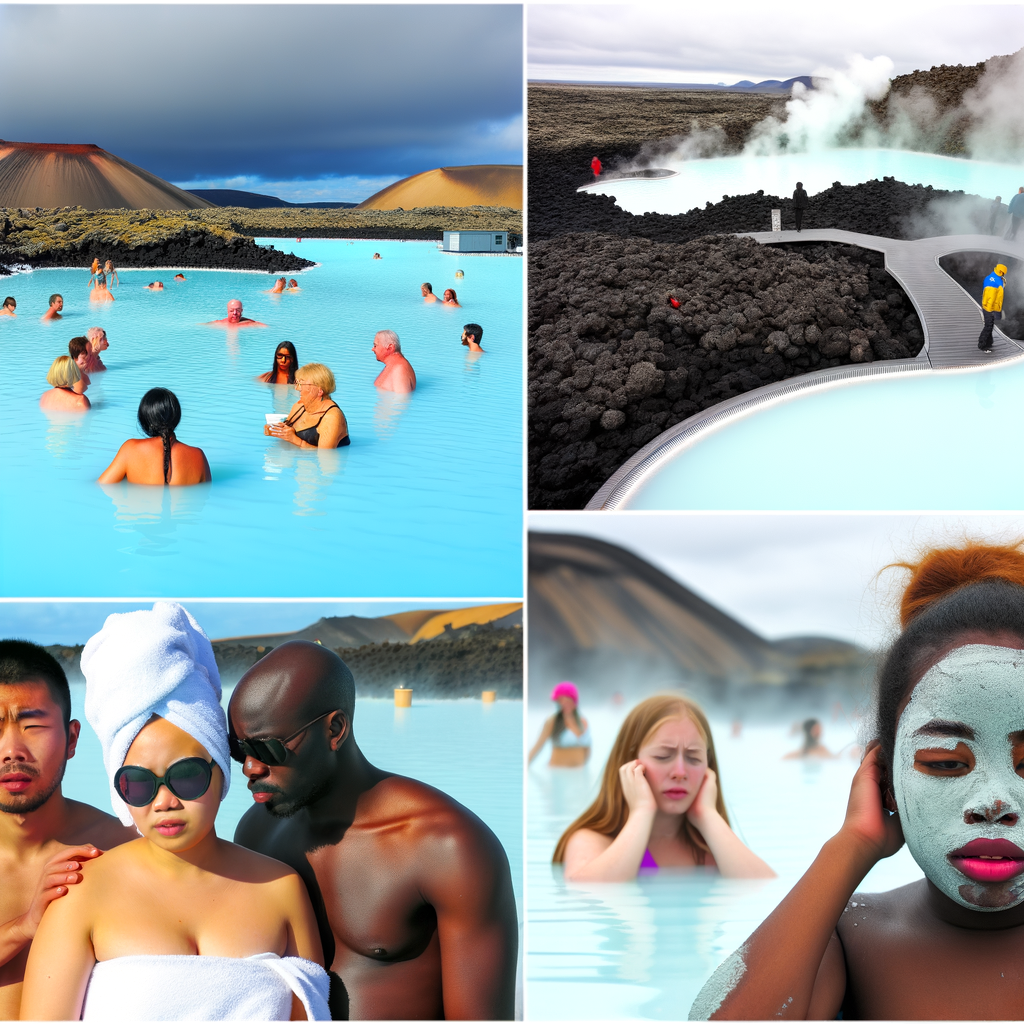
20,602,330,1021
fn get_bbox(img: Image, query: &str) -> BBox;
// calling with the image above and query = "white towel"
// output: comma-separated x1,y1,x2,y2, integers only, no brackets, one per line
81,601,230,826
81,953,331,1020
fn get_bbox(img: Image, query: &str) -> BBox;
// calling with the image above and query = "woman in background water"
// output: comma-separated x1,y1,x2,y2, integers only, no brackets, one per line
553,694,774,881
529,681,591,768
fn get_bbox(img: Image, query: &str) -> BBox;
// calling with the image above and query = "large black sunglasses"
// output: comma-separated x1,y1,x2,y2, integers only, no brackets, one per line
229,710,336,766
114,757,214,807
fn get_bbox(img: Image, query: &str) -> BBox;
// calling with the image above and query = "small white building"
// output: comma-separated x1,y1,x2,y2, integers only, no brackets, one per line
442,230,509,253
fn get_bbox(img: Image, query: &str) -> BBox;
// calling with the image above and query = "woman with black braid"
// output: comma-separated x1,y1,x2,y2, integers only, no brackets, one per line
98,388,211,485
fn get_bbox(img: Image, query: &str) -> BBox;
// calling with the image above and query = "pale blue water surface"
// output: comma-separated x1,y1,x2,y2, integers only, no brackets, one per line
526,705,923,1020
622,363,1024,509
0,240,522,596
64,688,523,918
589,148,1018,215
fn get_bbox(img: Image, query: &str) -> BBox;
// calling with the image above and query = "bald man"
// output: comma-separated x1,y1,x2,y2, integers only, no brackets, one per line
228,642,517,1020
205,299,266,327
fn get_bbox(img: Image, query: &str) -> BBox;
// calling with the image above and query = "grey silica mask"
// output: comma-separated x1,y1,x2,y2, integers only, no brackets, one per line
893,644,1024,911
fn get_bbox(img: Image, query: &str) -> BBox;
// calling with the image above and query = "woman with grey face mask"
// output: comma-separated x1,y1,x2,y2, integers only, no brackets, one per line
691,542,1024,1021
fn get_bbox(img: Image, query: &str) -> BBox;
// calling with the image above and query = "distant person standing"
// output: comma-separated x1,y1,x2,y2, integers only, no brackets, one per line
792,182,809,232
977,262,1007,353
1008,186,1024,240
103,259,119,288
591,156,602,178
989,196,1003,235
41,294,63,321
372,329,416,392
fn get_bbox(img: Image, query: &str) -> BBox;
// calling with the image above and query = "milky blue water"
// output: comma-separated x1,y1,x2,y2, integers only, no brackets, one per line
64,687,523,919
0,239,522,596
586,148,1019,215
526,706,923,1020
619,362,1024,509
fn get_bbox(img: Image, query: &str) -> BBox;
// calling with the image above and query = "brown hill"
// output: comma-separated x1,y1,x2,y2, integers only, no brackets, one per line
0,141,215,211
529,532,872,692
356,165,522,210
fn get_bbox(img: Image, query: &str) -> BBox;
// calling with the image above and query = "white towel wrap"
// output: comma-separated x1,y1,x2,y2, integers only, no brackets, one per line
81,952,331,1020
81,602,231,825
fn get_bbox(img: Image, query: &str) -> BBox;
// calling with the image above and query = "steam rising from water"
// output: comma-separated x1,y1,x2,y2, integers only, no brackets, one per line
743,55,894,156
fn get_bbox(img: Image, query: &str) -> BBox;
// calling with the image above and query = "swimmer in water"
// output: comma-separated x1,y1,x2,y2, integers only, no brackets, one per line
98,388,211,485
0,296,15,317
286,279,300,291
461,323,484,353
144,282,164,291
529,682,590,767
554,694,774,881
206,299,266,328
89,258,100,282
692,541,1024,1021
420,283,439,303
784,718,835,760
41,294,63,321
266,277,286,294
89,273,114,303
372,329,416,393
258,341,298,385
174,273,186,281
68,337,92,395
442,289,461,308
267,363,349,449
85,327,108,373
40,356,90,412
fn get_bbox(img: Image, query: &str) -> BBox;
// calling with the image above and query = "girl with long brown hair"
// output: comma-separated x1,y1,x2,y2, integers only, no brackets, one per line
693,541,1024,1020
554,694,774,882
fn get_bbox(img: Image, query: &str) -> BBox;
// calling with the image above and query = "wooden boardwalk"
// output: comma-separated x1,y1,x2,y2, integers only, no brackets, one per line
742,229,1024,367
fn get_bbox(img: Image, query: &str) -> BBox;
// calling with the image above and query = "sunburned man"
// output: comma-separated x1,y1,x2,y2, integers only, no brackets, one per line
206,299,267,327
420,282,440,303
85,326,108,372
372,329,416,392
228,642,518,1020
41,294,63,321
0,641,135,1020
462,322,485,353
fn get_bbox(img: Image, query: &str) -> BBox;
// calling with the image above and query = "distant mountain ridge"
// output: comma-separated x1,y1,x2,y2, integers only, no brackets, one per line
186,188,357,209
529,76,815,93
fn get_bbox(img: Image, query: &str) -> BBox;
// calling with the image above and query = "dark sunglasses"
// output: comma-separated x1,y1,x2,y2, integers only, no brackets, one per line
229,710,335,766
114,757,213,807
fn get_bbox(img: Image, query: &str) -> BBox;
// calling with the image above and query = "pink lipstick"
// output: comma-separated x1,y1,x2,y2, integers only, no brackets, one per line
949,839,1024,883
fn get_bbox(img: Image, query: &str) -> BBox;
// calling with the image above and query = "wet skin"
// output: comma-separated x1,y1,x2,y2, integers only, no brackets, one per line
0,681,134,1020
704,629,1024,1020
229,643,518,1020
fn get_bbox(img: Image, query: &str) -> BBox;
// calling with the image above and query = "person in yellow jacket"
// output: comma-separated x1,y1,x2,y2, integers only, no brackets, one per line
978,263,1007,352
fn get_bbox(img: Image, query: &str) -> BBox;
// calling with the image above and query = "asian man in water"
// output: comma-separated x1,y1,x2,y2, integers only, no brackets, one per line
0,641,135,1020
228,642,518,1019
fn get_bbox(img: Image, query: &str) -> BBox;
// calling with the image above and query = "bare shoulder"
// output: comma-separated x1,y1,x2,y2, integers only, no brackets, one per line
368,775,499,852
217,837,304,884
563,827,612,860
838,883,925,949
63,799,137,849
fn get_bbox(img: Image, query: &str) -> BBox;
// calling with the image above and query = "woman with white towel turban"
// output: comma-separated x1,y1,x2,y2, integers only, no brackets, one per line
20,602,331,1021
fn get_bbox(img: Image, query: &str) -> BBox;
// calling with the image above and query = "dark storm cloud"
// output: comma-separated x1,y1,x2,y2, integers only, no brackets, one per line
0,5,522,180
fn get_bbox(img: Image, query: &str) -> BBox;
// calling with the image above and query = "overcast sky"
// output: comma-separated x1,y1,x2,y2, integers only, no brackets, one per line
528,2,1024,84
0,600,480,647
529,513,1024,649
0,5,522,202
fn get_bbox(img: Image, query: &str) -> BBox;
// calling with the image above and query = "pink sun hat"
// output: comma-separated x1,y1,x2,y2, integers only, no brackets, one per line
550,681,579,703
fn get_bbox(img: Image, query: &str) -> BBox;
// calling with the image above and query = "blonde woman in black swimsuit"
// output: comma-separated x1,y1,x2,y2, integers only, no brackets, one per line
265,362,350,448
